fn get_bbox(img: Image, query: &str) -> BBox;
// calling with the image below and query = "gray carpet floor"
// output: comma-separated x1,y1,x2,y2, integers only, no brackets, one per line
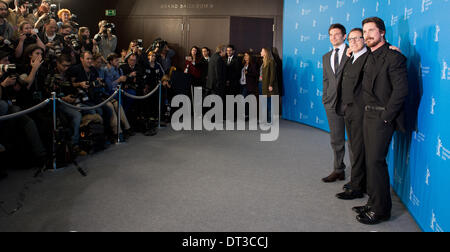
0,120,421,232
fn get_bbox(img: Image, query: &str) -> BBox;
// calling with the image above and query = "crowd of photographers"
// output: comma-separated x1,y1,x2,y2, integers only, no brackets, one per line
0,0,180,179
0,1,284,181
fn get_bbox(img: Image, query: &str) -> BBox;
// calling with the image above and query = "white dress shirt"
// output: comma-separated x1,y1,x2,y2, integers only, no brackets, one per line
330,43,347,73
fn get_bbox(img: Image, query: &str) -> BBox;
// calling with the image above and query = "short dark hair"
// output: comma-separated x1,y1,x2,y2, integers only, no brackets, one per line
80,51,92,59
0,1,8,8
349,28,363,36
328,23,346,36
23,44,44,59
227,45,235,51
60,23,73,31
362,17,386,39
56,54,72,64
107,53,119,63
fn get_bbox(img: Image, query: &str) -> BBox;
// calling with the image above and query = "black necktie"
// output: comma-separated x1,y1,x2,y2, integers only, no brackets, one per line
334,48,340,75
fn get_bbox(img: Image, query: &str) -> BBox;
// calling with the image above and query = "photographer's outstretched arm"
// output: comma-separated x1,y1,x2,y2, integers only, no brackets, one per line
35,35,46,50
15,36,25,58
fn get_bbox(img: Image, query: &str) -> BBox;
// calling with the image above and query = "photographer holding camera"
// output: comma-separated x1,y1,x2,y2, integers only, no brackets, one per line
59,24,81,65
56,8,78,32
7,0,35,33
14,20,45,59
43,53,85,155
151,38,175,74
39,18,64,63
67,50,102,116
93,52,133,141
0,1,14,41
78,26,99,54
0,47,48,169
95,20,116,63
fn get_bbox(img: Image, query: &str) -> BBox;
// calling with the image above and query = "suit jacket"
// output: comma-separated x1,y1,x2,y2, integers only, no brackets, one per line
338,50,370,109
199,57,209,88
206,53,226,92
362,43,409,132
226,55,241,88
322,45,350,110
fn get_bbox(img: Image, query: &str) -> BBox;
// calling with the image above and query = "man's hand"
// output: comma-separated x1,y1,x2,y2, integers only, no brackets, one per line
1,76,17,88
62,95,76,104
268,86,273,92
19,34,27,42
129,71,137,78
76,81,89,89
389,45,402,53
346,48,353,57
118,76,127,83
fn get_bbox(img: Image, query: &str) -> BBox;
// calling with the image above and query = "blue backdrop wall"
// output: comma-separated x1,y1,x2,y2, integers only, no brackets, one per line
282,0,450,232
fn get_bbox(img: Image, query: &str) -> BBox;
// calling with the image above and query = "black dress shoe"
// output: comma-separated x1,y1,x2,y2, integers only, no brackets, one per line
356,211,391,225
352,205,371,215
336,189,364,200
322,171,345,183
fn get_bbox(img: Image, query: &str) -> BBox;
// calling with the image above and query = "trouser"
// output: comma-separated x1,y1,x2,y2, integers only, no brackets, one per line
363,110,395,216
325,108,347,173
81,103,103,116
105,100,131,135
241,84,249,117
58,105,82,146
258,82,272,123
6,105,47,159
344,104,366,192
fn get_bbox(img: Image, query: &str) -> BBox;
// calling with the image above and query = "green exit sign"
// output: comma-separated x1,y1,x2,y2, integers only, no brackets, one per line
105,10,116,16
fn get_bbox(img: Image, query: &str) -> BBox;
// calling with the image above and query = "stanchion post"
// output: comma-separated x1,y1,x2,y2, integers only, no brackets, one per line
158,82,162,129
51,92,57,171
117,86,122,144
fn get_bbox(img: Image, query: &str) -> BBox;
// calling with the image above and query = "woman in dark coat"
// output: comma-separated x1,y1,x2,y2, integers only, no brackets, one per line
259,48,278,123
240,51,259,97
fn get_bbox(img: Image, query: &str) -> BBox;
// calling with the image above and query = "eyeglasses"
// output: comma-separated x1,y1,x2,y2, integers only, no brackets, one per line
0,8,8,11
348,37,364,43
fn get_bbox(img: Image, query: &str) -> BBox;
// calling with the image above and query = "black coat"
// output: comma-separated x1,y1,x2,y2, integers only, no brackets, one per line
244,63,259,94
120,64,145,90
206,53,226,93
362,44,409,132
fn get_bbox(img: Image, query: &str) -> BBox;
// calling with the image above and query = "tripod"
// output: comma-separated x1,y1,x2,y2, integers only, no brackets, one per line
34,93,87,178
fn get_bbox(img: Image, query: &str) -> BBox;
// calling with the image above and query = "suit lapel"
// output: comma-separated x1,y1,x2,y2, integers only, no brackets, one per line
353,52,369,94
324,51,334,80
370,49,387,91
335,46,349,78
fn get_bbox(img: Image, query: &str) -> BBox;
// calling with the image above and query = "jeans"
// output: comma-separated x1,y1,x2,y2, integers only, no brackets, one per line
59,105,82,145
81,103,103,116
